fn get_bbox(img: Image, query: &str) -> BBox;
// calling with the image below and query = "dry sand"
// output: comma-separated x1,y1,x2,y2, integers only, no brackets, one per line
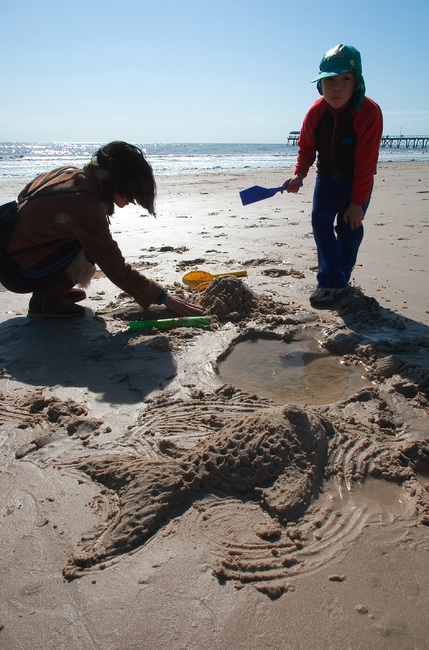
0,162,428,649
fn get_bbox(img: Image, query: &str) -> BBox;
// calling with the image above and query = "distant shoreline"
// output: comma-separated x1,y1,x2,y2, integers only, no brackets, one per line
0,142,428,182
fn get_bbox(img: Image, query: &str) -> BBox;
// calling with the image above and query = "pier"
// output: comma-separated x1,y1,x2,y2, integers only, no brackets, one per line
380,135,429,149
287,132,429,149
287,131,300,145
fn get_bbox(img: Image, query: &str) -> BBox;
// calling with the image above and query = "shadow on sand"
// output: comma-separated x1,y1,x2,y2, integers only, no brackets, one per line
0,310,177,405
309,287,429,392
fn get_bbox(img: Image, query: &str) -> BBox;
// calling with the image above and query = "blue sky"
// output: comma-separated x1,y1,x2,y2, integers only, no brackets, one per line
1,0,428,143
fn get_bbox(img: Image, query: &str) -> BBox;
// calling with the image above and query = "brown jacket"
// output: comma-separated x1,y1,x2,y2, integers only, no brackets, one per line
8,164,163,308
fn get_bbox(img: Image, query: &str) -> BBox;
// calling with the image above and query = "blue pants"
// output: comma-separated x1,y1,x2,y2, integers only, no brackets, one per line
311,175,371,288
0,241,82,295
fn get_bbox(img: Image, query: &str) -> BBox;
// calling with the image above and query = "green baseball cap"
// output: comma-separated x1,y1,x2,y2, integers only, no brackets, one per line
312,44,366,110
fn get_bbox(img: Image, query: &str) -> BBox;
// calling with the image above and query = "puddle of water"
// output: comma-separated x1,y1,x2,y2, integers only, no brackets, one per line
329,477,410,524
218,338,370,405
313,477,410,529
341,478,408,515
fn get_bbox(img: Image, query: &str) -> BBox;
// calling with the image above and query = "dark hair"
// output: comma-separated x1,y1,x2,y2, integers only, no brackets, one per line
93,141,156,215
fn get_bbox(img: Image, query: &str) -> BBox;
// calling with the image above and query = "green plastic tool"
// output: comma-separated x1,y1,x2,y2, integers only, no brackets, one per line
128,316,212,331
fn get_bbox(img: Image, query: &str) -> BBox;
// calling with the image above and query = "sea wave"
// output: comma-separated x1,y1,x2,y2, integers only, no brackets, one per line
0,141,428,178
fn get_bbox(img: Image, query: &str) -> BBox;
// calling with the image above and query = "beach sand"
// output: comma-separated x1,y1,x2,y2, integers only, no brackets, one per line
0,162,428,649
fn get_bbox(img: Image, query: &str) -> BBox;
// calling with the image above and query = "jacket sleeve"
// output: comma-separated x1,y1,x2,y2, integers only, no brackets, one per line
72,200,163,309
294,99,325,177
351,98,383,205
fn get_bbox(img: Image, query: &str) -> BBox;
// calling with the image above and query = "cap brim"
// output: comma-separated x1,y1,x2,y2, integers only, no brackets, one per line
311,68,353,83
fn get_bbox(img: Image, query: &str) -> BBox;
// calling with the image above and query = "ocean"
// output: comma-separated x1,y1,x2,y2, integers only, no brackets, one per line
1,142,428,179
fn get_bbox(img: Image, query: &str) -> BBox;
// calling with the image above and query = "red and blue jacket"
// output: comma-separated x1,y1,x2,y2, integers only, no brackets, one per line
295,96,383,206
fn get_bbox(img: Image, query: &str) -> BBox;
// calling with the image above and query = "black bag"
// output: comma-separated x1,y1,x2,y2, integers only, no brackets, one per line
0,168,90,265
0,201,19,264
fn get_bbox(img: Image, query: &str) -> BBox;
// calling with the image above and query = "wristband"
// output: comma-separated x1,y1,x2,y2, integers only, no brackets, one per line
157,288,168,305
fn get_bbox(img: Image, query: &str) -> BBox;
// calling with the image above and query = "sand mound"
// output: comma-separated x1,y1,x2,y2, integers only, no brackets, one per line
199,275,300,325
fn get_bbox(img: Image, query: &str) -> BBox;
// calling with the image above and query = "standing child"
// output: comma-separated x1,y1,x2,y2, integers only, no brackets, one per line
284,44,383,304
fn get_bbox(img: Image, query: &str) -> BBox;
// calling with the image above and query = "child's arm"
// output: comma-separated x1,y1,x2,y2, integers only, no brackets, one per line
351,98,383,206
283,173,304,193
283,99,324,192
343,99,383,229
164,293,204,316
343,203,365,230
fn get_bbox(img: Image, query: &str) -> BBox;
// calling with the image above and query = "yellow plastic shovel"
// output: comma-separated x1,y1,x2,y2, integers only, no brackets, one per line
182,269,247,290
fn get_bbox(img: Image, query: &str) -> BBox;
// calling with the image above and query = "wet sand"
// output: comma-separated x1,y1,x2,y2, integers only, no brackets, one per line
0,162,428,649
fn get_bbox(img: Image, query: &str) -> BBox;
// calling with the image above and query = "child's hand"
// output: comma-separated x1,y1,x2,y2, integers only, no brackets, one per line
164,293,204,316
343,203,365,229
282,174,303,193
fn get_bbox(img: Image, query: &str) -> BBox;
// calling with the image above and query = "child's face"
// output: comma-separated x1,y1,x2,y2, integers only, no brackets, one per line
113,193,130,208
321,72,356,111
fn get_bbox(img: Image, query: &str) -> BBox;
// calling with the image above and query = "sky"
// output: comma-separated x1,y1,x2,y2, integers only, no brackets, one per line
1,0,429,143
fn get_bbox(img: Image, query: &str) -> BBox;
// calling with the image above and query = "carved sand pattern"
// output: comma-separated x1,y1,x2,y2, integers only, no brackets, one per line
0,391,104,461
63,404,333,580
119,386,275,456
62,388,428,594
10,278,429,596
174,489,378,599
0,394,34,425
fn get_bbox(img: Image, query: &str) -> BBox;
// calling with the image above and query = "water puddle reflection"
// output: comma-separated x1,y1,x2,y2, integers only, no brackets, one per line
218,336,370,405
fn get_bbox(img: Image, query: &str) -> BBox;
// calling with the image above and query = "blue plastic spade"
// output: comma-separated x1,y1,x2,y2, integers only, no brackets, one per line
239,183,302,206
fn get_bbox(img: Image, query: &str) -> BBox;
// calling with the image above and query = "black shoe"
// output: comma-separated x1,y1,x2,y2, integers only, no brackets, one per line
28,297,86,318
310,285,350,305
62,288,87,303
